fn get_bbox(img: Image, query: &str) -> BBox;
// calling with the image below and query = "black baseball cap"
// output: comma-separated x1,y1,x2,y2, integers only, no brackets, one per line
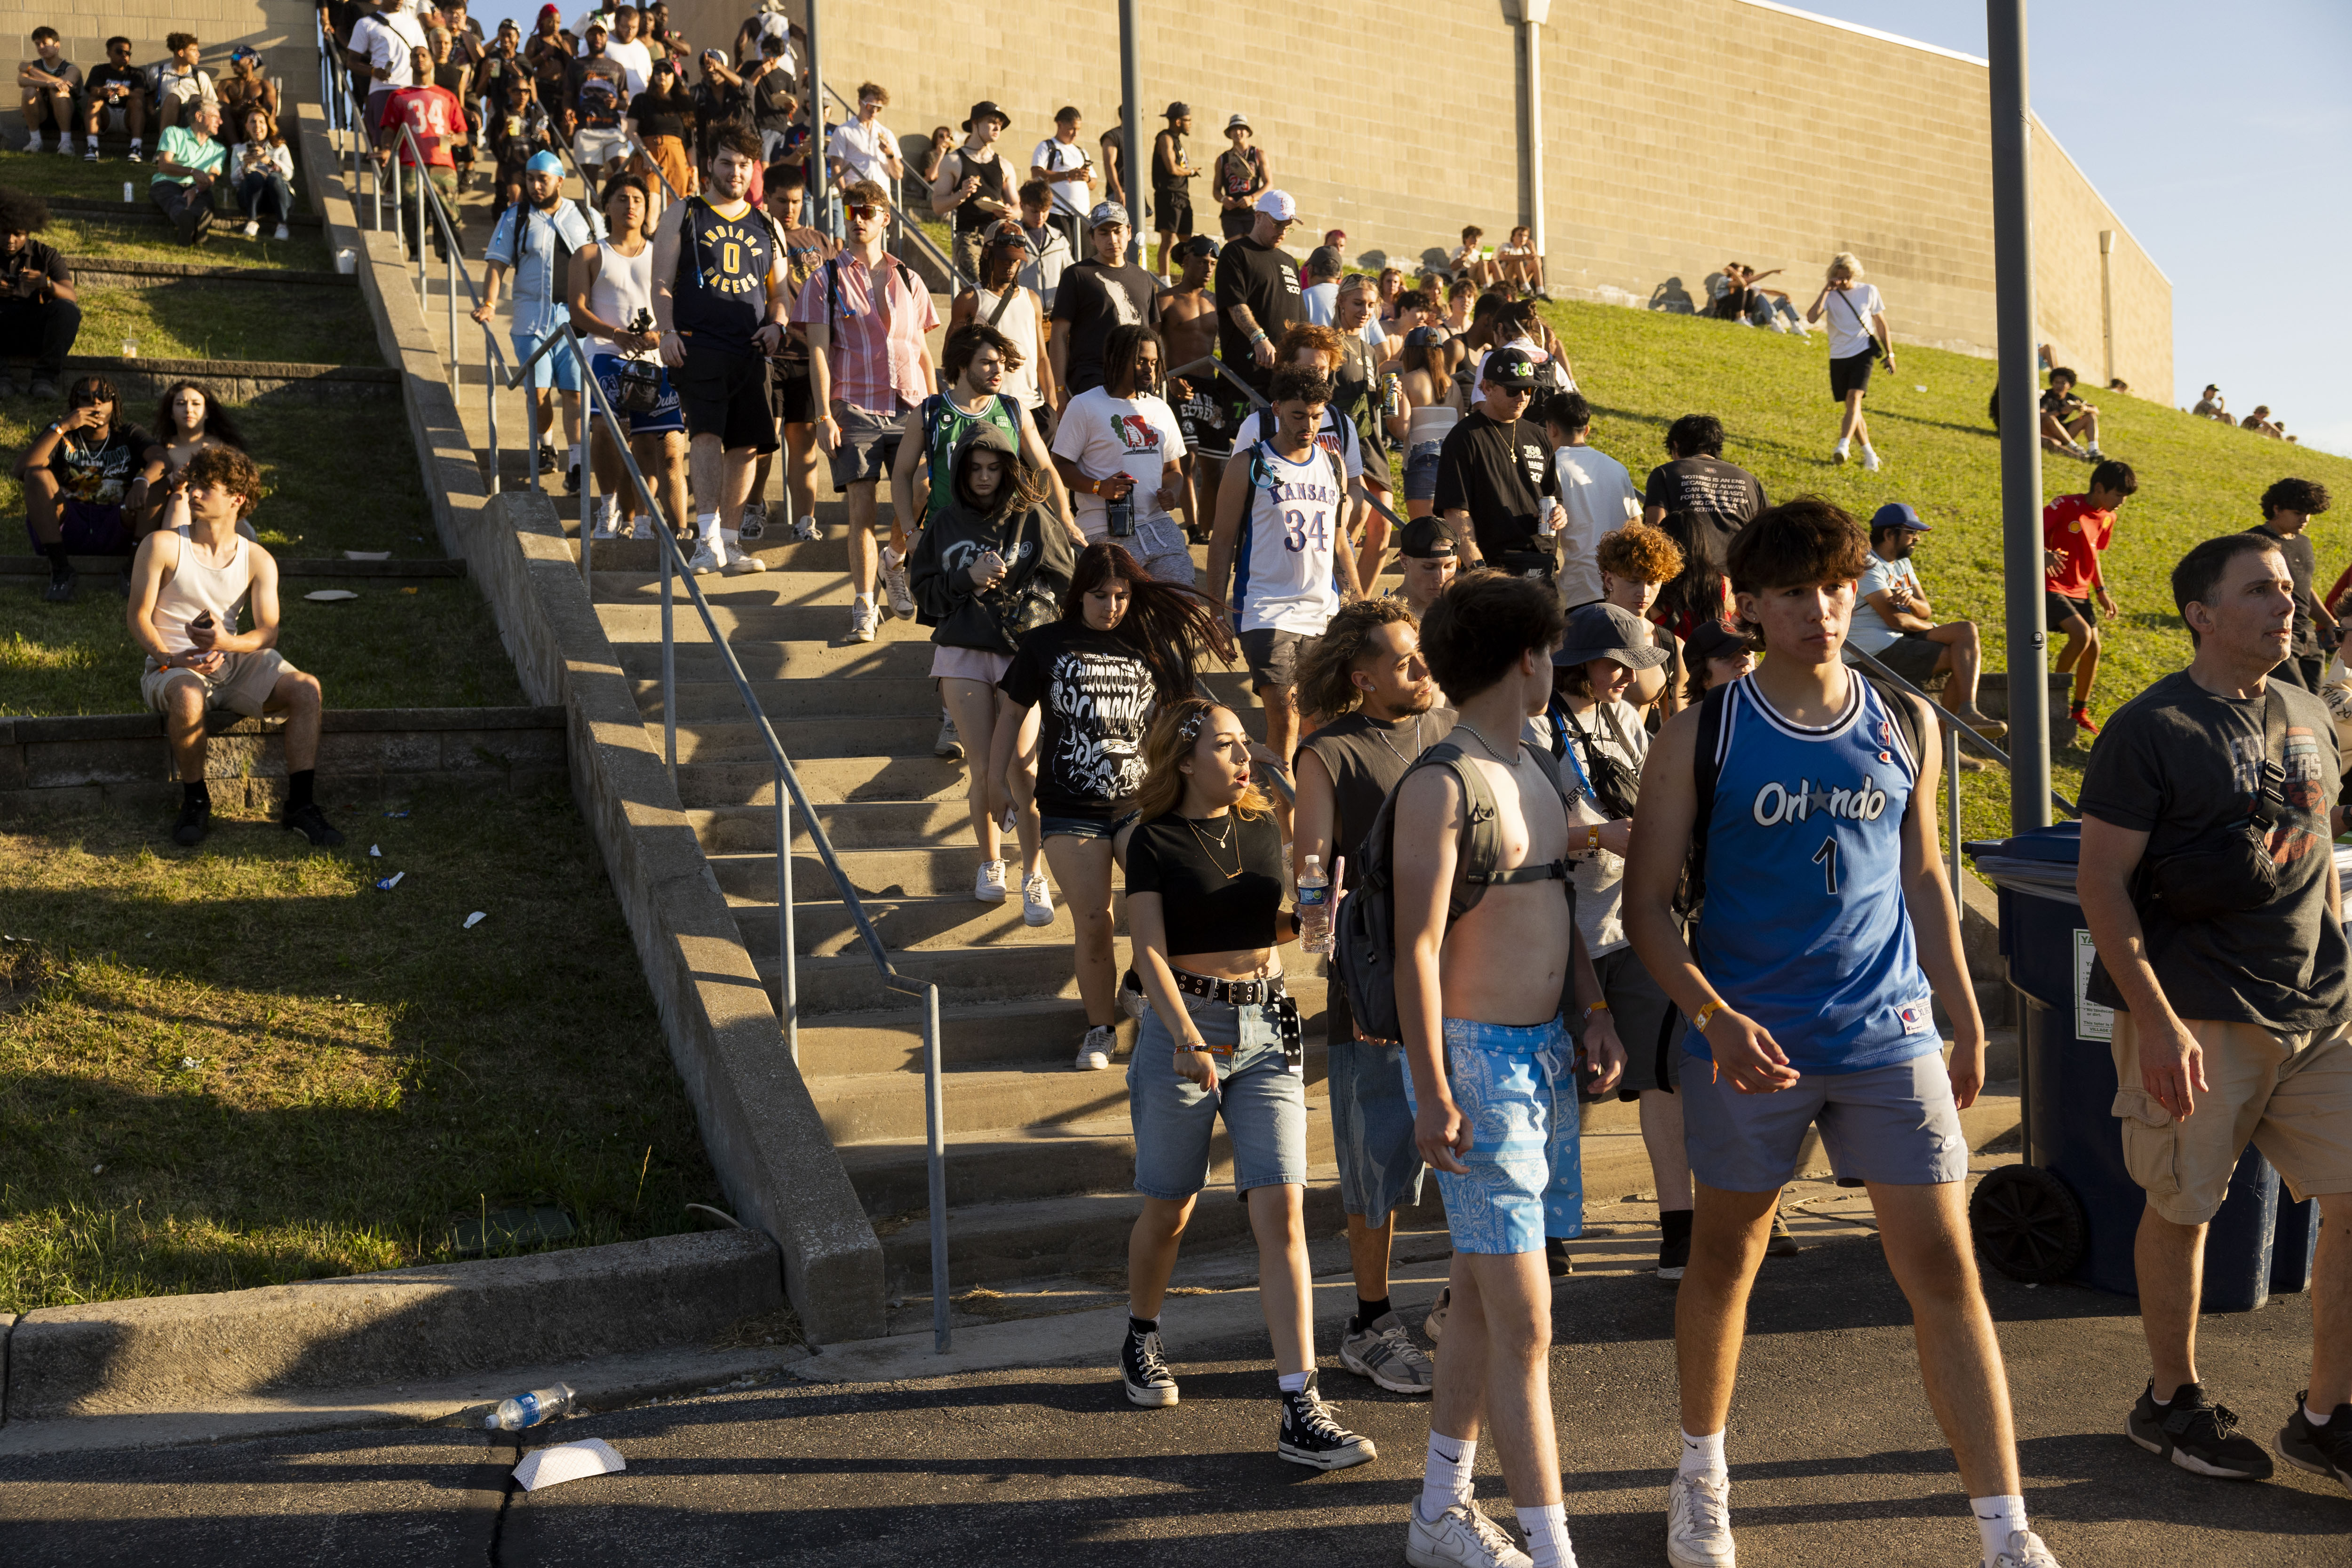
1869,501,1929,533
1397,518,1457,559
1685,618,1754,669
1482,344,1542,390
1164,101,1190,119
1179,234,1220,261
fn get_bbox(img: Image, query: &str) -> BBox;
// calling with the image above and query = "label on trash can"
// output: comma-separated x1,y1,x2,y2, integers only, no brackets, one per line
2074,929,2114,1041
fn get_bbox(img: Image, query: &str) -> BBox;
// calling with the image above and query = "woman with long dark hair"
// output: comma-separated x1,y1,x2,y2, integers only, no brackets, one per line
1107,695,1373,1470
907,423,1075,917
136,381,247,537
1001,542,1232,1071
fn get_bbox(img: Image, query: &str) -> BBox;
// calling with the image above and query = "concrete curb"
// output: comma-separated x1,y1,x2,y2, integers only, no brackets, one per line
64,256,354,288
56,356,398,404
293,104,888,1343
4,1229,781,1423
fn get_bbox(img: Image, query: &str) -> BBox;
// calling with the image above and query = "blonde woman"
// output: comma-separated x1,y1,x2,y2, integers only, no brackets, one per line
1804,252,1894,470
1110,697,1375,1472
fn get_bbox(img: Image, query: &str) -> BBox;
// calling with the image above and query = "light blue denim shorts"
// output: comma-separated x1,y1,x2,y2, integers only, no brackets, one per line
1329,1034,1425,1227
1400,1014,1582,1254
1130,987,1308,1201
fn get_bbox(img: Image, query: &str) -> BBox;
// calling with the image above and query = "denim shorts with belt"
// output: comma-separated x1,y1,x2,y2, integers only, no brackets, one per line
1129,975,1309,1201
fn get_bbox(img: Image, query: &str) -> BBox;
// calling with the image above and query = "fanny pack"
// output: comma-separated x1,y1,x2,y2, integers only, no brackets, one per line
612,356,664,415
2140,686,2291,923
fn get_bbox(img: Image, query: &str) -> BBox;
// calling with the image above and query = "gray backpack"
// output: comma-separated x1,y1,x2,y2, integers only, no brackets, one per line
1331,739,1573,1044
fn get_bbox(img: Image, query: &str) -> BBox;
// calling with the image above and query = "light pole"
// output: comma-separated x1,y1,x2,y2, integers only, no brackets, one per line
1989,0,2050,835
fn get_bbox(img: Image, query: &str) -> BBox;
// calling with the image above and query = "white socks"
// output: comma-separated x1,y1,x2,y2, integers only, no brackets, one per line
1418,1432,1477,1522
1971,1494,2028,1563
1678,1427,1726,1479
1276,1369,1309,1394
1834,438,1851,456
720,527,741,557
2308,1399,2332,1426
1514,1503,1575,1568
567,441,581,474
694,510,722,551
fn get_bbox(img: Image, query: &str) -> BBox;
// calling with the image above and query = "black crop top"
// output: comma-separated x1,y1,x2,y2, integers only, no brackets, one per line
1124,809,1286,956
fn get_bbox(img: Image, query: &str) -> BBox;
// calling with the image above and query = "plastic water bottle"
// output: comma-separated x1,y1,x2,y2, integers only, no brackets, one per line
485,1381,575,1431
1297,855,1332,955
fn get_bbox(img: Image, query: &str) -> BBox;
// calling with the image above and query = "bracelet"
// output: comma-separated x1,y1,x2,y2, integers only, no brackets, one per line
1583,1000,1610,1020
1693,1000,1723,1032
1248,329,1268,345
1584,823,1601,852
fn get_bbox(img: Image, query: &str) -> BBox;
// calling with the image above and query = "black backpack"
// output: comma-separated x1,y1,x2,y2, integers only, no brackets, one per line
1331,739,1574,1045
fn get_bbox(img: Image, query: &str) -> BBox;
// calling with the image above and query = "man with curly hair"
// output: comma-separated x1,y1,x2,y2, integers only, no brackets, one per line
0,186,78,398
126,445,344,850
1597,520,1687,716
2249,477,2336,692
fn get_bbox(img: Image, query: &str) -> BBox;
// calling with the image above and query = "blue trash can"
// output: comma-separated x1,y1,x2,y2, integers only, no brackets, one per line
1965,821,2321,1312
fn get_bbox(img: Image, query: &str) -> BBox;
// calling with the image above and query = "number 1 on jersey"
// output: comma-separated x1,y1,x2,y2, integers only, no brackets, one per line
1812,836,1840,896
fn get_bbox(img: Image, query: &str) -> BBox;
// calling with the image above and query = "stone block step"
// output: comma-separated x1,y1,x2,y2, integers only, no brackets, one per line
616,639,938,683
593,569,842,606
655,716,940,766
707,846,1057,903
763,947,1329,1018
594,602,931,645
811,1063,1317,1145
878,1174,1450,1288
636,670,1260,726
692,799,974,852
676,755,970,807
795,999,1139,1076
731,892,1129,959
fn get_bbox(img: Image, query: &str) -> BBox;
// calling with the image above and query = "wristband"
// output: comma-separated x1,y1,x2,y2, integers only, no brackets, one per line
1583,1000,1610,1020
1693,1000,1723,1033
1584,823,1602,852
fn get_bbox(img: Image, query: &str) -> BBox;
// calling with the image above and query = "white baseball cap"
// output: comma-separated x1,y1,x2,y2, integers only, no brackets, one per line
1255,189,1297,222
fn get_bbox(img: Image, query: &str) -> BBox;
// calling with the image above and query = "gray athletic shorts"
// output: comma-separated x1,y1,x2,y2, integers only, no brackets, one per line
1681,1050,1968,1192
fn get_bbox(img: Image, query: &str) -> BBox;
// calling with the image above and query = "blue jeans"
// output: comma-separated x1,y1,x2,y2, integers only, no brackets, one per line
238,170,292,223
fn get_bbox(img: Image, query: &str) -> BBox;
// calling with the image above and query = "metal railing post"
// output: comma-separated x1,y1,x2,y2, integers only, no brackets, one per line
524,360,540,492
447,247,459,402
777,767,798,1064
484,327,501,493
414,154,428,306
925,981,950,1353
1947,718,1963,895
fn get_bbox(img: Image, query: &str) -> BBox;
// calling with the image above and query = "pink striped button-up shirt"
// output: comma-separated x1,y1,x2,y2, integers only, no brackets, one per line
791,251,938,417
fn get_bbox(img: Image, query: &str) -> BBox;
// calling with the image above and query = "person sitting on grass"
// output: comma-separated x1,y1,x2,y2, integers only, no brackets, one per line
134,379,248,538
1851,501,2007,740
126,445,344,850
2043,459,2139,736
228,105,295,241
2038,366,2105,462
150,98,227,246
17,376,151,602
0,185,79,401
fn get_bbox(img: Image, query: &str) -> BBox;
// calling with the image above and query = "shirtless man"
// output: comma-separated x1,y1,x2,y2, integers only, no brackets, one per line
1394,570,1626,1568
1157,234,1222,541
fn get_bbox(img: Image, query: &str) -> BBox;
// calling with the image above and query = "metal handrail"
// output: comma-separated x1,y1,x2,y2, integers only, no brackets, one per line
328,51,957,1353
823,78,967,293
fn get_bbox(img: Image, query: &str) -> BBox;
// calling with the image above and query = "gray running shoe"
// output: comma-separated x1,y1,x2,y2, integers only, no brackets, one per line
1340,1310,1434,1394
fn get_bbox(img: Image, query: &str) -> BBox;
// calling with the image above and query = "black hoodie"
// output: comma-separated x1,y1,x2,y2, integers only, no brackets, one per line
908,422,1075,654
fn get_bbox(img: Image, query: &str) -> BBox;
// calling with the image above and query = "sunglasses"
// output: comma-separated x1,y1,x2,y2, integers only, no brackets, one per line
845,203,881,222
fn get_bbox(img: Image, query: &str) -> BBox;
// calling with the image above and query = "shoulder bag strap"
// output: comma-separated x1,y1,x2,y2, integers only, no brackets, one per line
985,281,1020,327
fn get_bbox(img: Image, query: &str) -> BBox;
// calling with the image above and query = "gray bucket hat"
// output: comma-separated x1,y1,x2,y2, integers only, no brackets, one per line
1553,602,1669,669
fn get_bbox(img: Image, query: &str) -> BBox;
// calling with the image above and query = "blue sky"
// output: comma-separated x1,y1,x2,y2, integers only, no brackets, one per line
1784,0,2352,455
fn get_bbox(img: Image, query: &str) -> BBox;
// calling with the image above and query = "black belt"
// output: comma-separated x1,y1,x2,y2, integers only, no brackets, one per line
1170,970,1287,1006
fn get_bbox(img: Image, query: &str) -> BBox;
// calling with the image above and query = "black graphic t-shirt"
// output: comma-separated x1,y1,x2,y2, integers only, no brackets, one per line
999,620,1159,820
48,420,154,509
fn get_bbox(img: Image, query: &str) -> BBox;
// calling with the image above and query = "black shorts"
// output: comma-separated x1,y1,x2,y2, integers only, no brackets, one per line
1869,631,1946,686
1153,189,1193,238
676,347,778,454
1829,349,1875,401
1171,376,1235,461
771,359,815,425
1218,206,1253,240
2044,590,2096,631
1239,627,1307,692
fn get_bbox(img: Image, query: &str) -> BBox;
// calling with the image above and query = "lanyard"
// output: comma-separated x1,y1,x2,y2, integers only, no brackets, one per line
1549,701,1592,797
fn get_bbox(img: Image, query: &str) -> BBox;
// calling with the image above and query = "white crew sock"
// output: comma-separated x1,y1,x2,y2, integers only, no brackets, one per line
567,441,581,472
1834,438,1851,455
2308,1399,2332,1426
1971,1494,2027,1564
1679,1427,1726,1479
1514,1503,1575,1568
1276,1369,1309,1394
596,495,618,529
694,510,722,546
1417,1432,1477,1523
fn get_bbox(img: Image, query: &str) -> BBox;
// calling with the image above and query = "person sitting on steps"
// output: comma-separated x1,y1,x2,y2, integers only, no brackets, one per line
126,446,343,851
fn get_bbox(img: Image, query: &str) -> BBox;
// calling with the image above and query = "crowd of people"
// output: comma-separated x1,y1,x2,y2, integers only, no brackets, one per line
2193,383,2302,443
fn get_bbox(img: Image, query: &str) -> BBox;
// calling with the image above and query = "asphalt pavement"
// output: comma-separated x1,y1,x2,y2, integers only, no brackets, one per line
4,1218,2344,1566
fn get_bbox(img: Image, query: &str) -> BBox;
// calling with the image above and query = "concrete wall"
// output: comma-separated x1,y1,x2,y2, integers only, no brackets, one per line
702,0,2169,388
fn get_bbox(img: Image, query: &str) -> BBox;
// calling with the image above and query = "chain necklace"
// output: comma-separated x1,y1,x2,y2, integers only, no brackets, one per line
1454,721,1527,770
1366,709,1425,769
1181,812,1244,880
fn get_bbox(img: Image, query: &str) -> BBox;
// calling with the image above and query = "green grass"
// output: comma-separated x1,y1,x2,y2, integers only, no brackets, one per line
72,279,381,366
40,211,335,272
0,789,721,1311
1536,297,2352,848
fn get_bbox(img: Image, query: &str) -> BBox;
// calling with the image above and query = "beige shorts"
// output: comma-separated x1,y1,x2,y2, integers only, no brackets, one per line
141,647,295,719
2111,1011,2352,1225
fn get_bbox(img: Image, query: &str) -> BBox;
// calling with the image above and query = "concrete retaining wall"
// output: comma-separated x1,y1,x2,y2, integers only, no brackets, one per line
41,357,397,405
0,706,567,817
5,1229,780,1421
294,104,888,1344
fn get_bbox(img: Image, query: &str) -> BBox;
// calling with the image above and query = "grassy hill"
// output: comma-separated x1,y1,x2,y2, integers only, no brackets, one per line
1534,296,2352,846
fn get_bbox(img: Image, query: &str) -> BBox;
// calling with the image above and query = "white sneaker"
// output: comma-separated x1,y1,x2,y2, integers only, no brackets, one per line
242,219,260,238
1022,873,1054,926
1989,1529,2062,1568
273,223,289,241
55,136,75,156
687,539,722,575
1666,1471,1736,1568
1860,446,1883,472
1406,1499,1531,1568
974,859,1009,903
1074,1023,1114,1071
880,544,917,620
847,599,878,643
1832,443,1850,465
722,542,768,575
629,514,656,541
1423,1285,1450,1345
588,512,619,541
738,501,766,541
935,713,963,759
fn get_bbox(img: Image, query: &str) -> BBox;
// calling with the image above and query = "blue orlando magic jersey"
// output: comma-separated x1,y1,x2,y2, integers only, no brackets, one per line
1685,673,1939,1074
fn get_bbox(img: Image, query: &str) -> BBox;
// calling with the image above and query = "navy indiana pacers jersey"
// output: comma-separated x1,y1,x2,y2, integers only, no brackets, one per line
1685,672,1939,1075
674,197,774,355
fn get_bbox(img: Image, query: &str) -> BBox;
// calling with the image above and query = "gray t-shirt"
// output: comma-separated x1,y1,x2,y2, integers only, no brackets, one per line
2079,670,2350,1032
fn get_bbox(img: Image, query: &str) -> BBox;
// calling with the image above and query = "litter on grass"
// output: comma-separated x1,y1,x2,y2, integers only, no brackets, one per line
343,550,392,561
369,844,381,857
304,589,359,603
1914,384,1928,392
513,1438,625,1491
384,810,411,818
463,911,487,929
376,872,404,891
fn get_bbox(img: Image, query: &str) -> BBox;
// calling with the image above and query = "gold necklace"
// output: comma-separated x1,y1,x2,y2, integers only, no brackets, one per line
1182,812,1244,880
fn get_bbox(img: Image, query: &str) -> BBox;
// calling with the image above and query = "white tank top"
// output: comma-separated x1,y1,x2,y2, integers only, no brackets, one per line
1231,439,1344,636
970,286,1042,409
588,236,656,355
153,524,255,656
1406,402,1458,449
